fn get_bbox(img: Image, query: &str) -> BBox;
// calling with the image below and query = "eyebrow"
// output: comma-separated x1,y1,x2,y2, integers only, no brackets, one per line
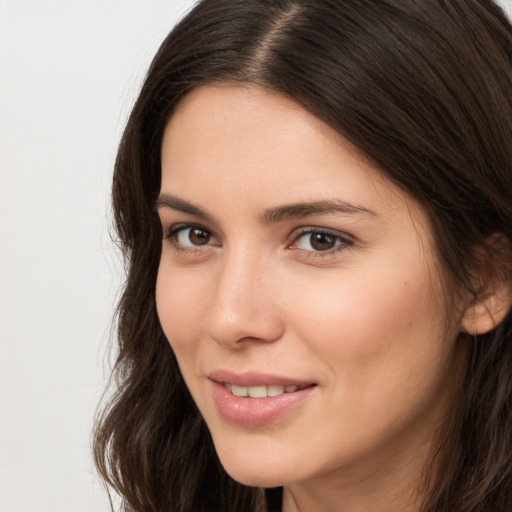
262,199,378,223
155,193,377,223
155,194,214,222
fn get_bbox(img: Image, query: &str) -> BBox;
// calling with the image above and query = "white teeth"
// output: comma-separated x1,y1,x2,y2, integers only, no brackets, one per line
231,385,248,397
225,383,302,398
248,385,267,398
267,385,285,397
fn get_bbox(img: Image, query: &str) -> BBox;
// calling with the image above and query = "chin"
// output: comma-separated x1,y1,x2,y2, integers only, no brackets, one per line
215,448,300,488
223,465,290,488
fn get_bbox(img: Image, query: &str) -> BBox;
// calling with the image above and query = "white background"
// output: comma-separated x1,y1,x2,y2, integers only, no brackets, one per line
0,1,197,511
1,1,511,511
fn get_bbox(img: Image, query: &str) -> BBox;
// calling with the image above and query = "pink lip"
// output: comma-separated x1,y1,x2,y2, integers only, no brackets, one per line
208,369,315,387
208,370,317,427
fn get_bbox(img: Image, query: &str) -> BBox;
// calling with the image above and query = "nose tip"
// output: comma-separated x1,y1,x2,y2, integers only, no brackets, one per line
204,260,285,348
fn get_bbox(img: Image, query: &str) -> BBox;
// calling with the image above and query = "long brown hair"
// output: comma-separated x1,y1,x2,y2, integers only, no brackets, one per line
94,1,512,510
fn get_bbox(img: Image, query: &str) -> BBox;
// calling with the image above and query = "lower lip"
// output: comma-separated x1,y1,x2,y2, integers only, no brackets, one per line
210,381,316,427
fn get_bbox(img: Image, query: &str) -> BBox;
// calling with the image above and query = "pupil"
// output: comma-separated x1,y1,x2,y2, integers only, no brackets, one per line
311,233,334,251
189,228,210,245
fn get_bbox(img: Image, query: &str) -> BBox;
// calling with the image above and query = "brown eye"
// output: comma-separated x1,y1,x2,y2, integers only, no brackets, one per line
293,229,353,254
171,226,219,248
188,228,211,245
309,233,336,251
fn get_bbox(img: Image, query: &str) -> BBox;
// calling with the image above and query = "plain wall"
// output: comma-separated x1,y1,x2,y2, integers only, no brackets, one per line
1,1,512,511
0,2,196,511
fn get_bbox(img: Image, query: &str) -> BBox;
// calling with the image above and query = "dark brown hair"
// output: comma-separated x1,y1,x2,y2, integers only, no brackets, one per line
94,1,512,510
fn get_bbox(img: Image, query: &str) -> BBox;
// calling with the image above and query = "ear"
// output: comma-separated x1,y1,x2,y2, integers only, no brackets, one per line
461,234,512,335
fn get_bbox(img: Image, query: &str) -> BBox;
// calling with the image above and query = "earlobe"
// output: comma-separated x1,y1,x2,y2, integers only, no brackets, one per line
461,291,511,335
460,235,512,335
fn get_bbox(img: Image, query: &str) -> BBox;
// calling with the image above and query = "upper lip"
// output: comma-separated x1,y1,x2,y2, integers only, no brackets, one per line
208,369,316,387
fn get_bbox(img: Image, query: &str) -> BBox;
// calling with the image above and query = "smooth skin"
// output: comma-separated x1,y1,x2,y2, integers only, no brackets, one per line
156,85,472,512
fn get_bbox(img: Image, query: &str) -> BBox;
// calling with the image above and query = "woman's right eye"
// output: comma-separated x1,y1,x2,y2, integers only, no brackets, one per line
164,225,220,249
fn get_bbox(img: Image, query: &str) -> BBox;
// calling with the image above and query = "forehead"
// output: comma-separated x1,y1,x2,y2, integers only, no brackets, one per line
162,85,398,205
162,85,428,227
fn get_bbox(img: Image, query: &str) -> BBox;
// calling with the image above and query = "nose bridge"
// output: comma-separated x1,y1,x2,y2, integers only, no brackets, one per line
204,245,284,347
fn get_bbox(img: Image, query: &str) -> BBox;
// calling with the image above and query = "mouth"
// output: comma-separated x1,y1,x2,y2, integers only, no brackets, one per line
209,375,317,426
222,383,313,398
207,370,317,426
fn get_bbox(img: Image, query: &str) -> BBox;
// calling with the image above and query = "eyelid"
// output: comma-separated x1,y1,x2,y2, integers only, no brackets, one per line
288,226,355,254
163,222,212,237
163,222,221,248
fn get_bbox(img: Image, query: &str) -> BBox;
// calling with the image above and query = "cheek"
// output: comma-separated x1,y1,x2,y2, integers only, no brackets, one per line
286,260,452,384
285,268,460,455
155,264,207,359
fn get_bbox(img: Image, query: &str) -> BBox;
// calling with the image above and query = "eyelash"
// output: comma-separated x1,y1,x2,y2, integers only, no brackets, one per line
162,223,354,257
163,223,220,252
289,227,354,257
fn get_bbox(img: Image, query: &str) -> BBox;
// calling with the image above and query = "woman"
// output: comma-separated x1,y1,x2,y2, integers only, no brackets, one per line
94,1,512,511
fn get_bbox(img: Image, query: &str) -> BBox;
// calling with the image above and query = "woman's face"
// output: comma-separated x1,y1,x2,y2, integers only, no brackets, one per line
156,85,465,494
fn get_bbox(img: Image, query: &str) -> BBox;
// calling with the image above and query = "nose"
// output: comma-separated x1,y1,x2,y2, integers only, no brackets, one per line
204,250,285,348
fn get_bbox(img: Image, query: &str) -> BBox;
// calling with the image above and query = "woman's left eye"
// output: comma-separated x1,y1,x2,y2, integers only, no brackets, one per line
290,229,353,254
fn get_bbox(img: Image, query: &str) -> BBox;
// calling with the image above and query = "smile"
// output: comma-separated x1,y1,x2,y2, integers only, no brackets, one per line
223,383,307,398
211,379,317,426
